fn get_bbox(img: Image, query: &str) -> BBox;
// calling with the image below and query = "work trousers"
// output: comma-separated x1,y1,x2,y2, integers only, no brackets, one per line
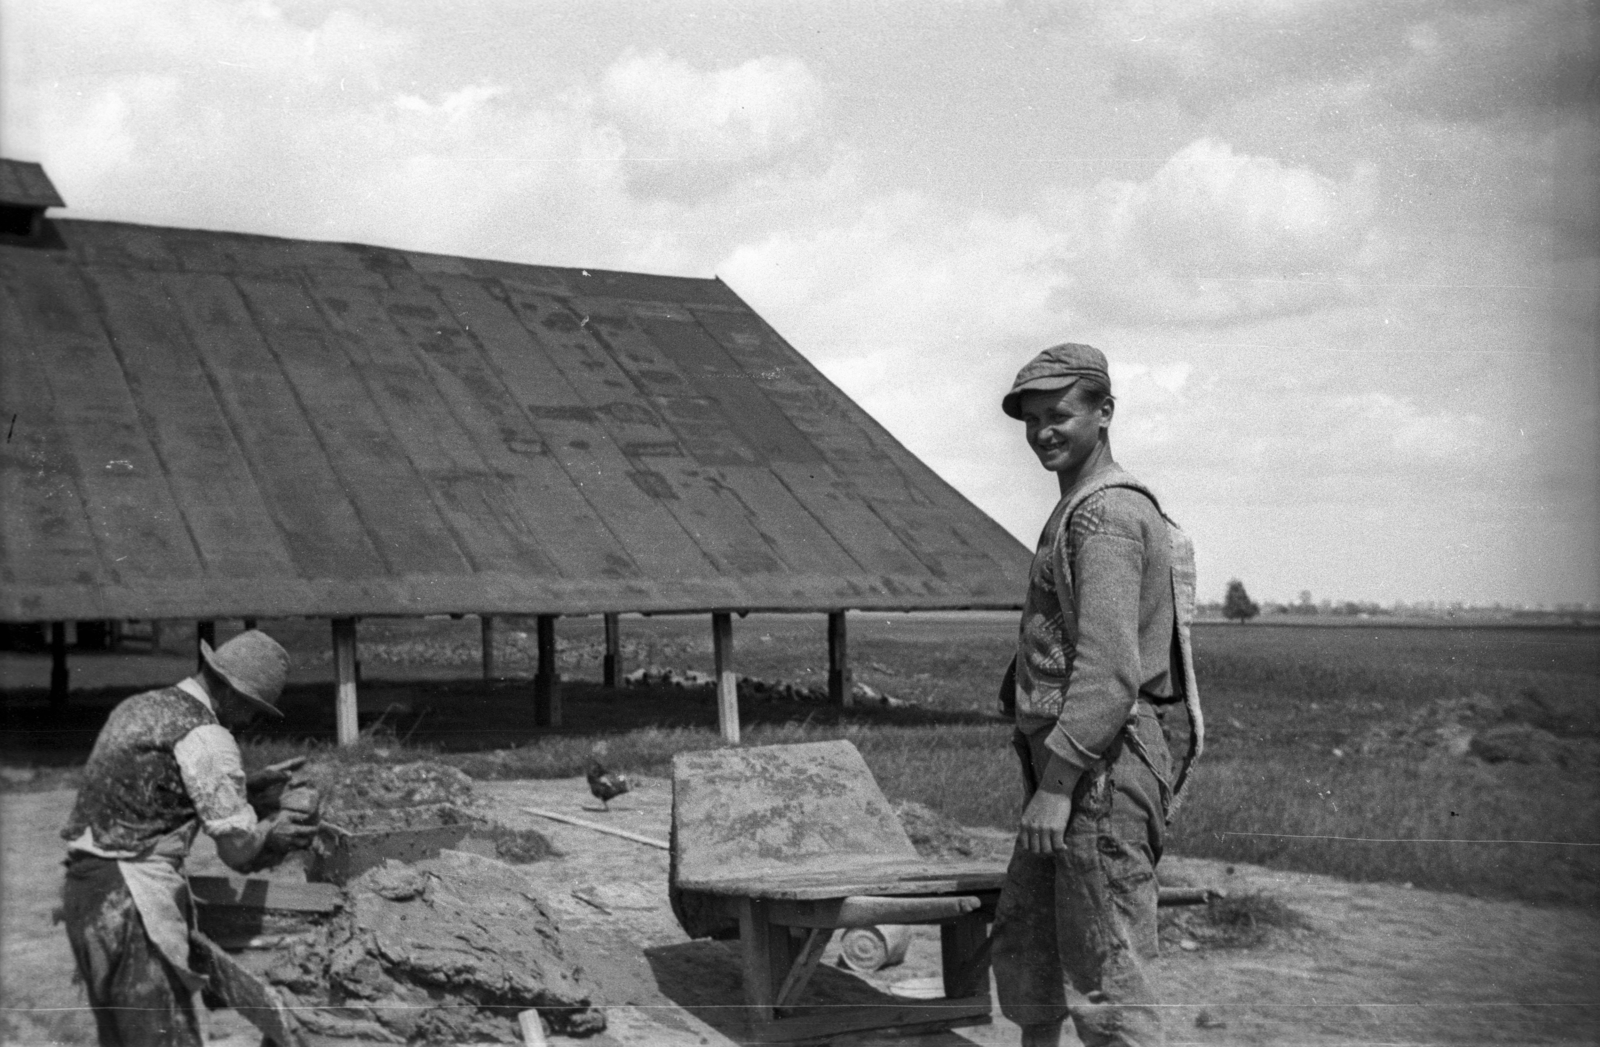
992,703,1170,1047
61,854,202,1047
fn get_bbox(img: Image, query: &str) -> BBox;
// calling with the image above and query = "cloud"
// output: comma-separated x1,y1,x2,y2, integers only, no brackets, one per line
1,1,852,273
1041,0,1595,123
1052,139,1380,324
596,49,827,199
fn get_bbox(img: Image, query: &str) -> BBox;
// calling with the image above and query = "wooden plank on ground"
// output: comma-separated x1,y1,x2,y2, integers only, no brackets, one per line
750,995,992,1044
191,930,306,1047
187,876,342,913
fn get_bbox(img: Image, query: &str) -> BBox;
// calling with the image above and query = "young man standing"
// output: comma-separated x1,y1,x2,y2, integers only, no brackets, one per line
59,629,318,1047
992,343,1177,1047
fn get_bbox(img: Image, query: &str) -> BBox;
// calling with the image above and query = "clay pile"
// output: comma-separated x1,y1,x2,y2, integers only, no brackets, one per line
251,760,595,1043
1357,690,1600,770
306,760,479,820
265,852,605,1043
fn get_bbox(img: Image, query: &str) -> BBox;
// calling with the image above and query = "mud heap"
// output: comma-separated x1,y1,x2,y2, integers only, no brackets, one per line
265,851,605,1043
891,800,1010,861
306,760,479,820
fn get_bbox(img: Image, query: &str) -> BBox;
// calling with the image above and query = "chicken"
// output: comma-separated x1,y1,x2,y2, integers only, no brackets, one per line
586,742,631,811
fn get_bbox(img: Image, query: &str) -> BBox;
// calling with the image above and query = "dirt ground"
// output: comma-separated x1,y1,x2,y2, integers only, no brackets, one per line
4,776,1598,1047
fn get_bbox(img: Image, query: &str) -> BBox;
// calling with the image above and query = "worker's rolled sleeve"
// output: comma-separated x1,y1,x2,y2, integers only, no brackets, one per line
173,725,257,837
1044,499,1146,773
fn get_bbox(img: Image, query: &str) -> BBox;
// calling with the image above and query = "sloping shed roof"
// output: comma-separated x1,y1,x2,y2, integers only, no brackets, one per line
1,219,1029,622
0,159,65,209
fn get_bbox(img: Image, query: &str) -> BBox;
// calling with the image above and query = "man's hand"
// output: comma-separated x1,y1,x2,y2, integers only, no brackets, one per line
245,756,308,796
1018,752,1082,856
1019,786,1073,856
215,808,318,873
263,810,318,852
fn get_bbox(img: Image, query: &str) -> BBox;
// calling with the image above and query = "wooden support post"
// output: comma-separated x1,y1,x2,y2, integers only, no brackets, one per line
196,620,216,670
332,618,358,747
713,612,739,744
480,615,495,683
534,615,561,727
49,622,68,709
602,613,621,688
242,618,257,631
828,610,851,707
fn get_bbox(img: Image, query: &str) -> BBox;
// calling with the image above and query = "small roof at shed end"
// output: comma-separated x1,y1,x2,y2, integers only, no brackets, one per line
0,159,66,209
0,214,1030,622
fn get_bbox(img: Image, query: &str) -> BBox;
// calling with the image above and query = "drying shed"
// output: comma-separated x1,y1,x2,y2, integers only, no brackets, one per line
0,158,1029,741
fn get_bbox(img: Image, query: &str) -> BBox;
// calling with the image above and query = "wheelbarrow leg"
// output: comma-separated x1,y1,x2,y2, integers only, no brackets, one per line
941,912,993,999
737,899,791,1028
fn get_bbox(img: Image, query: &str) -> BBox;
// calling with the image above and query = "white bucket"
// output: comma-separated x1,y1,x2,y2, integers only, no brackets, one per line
837,924,912,972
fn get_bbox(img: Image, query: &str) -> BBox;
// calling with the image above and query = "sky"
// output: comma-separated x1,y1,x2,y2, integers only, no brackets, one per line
2,0,1596,607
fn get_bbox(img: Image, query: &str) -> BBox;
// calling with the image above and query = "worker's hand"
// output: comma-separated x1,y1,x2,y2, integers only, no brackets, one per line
263,811,319,852
1018,752,1081,857
1018,787,1073,856
245,756,308,795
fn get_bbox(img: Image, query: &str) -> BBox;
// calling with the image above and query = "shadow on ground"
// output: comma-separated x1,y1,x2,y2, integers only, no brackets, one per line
643,940,986,1047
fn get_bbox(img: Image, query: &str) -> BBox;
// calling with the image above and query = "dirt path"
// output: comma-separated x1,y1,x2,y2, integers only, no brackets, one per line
5,780,1598,1046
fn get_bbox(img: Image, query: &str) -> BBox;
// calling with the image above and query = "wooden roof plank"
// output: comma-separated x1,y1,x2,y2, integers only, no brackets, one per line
8,260,203,583
692,308,1028,591
0,278,107,603
418,276,674,582
443,278,720,582
594,305,870,578
232,275,474,577
0,220,1032,621
304,278,564,578
636,313,827,466
635,310,940,578
87,268,299,580
167,271,389,581
707,307,1028,555
519,294,795,577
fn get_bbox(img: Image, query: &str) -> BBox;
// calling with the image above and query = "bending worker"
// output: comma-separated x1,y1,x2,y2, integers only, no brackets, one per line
59,629,317,1047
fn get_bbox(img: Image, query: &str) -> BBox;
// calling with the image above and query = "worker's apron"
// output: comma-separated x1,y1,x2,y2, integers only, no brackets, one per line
69,824,206,992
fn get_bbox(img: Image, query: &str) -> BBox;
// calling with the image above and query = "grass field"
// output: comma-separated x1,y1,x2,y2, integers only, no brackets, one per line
4,613,1597,907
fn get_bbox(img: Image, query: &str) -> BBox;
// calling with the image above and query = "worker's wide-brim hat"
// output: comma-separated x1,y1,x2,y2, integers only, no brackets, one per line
200,631,289,718
1002,342,1112,419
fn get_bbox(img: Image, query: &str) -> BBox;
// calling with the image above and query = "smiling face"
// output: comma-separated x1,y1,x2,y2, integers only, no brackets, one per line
1018,383,1113,477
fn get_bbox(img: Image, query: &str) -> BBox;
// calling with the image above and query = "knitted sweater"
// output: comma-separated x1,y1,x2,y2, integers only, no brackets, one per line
1015,466,1177,772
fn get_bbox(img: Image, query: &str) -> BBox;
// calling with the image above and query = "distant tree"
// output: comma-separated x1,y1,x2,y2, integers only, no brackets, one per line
1223,579,1261,623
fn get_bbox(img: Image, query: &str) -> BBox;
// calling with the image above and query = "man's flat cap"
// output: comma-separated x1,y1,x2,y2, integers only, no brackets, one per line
1002,342,1111,419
